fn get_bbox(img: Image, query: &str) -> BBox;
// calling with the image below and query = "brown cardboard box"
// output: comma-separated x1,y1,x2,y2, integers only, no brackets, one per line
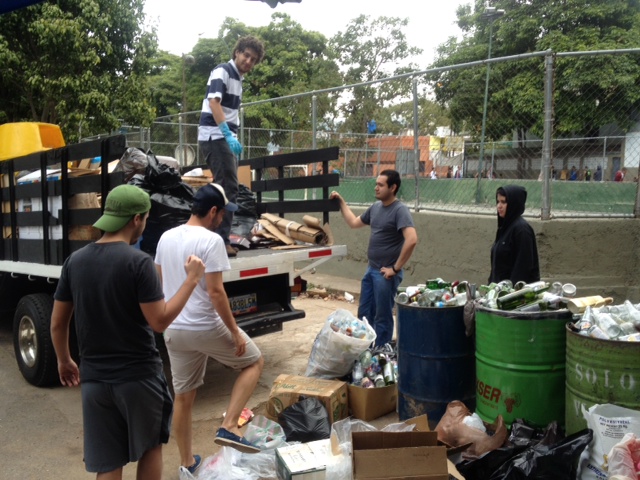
266,374,348,425
348,383,397,421
238,164,252,189
352,430,448,480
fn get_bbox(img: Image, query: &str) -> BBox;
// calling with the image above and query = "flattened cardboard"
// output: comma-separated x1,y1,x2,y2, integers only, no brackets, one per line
266,374,348,425
348,383,397,421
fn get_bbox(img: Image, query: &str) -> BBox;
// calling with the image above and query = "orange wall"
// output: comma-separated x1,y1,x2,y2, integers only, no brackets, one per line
366,135,432,176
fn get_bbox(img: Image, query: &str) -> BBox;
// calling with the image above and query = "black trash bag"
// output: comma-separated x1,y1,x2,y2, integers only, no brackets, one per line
142,151,194,201
457,420,592,480
489,428,593,480
139,193,192,256
117,147,149,182
236,183,257,218
277,396,331,443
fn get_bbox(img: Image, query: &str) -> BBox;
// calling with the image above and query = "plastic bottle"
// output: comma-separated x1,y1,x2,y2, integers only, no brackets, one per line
359,349,373,369
383,361,395,385
352,360,363,386
374,374,385,388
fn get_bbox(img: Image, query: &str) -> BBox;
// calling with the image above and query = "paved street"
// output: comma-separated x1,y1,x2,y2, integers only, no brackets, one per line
0,293,368,480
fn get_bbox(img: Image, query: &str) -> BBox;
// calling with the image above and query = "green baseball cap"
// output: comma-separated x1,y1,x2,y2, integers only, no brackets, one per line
93,184,151,233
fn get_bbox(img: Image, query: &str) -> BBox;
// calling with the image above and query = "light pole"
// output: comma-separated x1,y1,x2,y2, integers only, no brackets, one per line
178,54,195,166
476,6,504,202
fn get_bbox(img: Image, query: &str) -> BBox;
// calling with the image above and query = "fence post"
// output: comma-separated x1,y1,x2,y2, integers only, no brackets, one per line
634,176,640,217
239,107,245,161
541,50,554,220
412,78,420,212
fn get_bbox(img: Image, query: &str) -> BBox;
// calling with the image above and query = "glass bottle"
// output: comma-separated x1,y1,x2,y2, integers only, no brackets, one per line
396,292,409,304
496,287,537,310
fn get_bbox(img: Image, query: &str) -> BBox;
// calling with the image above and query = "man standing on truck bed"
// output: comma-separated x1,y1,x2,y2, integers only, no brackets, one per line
155,183,264,474
330,170,418,347
198,35,265,257
50,184,205,480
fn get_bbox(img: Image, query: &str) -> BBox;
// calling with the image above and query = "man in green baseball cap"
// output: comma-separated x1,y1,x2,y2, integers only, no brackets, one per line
51,183,206,478
93,184,152,233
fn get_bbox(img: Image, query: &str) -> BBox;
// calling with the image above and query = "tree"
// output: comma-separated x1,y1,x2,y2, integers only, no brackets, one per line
0,0,157,142
431,0,640,141
328,15,423,137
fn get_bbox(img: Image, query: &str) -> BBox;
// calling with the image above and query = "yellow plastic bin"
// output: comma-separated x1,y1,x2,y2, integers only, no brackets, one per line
0,122,65,161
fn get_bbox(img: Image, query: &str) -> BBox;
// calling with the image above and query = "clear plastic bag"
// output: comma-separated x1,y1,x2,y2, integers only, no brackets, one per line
607,433,640,480
243,414,288,451
305,309,376,379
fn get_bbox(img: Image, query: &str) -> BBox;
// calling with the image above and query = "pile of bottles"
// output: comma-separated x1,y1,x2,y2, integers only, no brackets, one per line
395,278,470,308
328,310,370,340
476,280,575,312
351,346,397,388
571,301,640,342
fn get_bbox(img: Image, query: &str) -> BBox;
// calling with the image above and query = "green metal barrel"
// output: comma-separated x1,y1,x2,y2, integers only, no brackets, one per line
565,325,640,435
475,306,573,427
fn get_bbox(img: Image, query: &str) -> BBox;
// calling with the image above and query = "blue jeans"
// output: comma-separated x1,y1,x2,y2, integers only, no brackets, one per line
357,266,403,347
199,139,238,244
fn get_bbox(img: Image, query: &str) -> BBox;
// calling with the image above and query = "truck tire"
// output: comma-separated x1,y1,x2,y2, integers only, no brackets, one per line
13,294,59,387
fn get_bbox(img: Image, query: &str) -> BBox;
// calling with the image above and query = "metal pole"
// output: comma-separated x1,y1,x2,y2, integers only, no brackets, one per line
412,78,420,211
312,95,317,201
541,50,554,220
476,21,495,203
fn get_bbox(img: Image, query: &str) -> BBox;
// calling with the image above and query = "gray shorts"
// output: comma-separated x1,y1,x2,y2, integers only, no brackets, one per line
164,324,261,394
81,372,172,473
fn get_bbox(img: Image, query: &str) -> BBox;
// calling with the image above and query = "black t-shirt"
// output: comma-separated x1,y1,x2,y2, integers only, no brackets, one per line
54,242,165,383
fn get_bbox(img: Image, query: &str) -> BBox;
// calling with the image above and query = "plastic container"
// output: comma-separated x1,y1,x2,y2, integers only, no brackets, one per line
396,302,475,427
565,325,640,435
0,122,65,161
475,305,572,428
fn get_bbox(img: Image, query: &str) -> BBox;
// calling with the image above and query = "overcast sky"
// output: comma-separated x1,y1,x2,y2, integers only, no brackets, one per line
144,0,468,68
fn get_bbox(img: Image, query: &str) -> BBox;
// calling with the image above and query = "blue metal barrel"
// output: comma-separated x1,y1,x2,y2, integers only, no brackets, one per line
396,302,476,426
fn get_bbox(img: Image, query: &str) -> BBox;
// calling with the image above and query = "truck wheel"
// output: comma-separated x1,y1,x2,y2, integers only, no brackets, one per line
13,294,58,387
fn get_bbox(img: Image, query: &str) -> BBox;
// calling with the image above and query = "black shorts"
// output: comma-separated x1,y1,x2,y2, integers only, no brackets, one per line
81,372,173,473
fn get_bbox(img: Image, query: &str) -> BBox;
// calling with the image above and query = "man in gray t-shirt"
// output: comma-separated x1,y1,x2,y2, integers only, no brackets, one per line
331,170,418,346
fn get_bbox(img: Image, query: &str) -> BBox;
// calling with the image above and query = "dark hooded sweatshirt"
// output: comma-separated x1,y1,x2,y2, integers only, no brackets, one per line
488,185,540,284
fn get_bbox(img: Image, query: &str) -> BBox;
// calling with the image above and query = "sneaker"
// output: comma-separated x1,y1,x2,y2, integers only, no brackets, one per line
186,454,201,474
225,244,237,257
214,427,260,454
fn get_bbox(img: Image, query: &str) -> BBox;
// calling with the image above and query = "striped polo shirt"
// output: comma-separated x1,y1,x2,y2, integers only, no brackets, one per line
198,60,242,142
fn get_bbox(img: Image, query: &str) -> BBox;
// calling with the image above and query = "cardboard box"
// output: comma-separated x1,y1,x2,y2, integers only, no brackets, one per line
348,383,397,421
348,415,466,480
352,430,448,480
238,164,252,188
275,438,331,480
266,374,348,425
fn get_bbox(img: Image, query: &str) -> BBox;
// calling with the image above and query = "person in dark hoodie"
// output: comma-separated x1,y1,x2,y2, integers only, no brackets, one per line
488,185,540,284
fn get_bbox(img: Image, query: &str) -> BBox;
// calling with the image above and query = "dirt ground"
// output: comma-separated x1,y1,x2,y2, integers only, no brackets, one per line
0,291,399,480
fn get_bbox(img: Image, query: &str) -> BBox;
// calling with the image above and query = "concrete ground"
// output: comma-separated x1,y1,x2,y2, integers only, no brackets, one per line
0,274,404,480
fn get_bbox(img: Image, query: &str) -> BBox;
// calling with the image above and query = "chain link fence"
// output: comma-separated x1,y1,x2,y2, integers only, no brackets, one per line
103,48,640,218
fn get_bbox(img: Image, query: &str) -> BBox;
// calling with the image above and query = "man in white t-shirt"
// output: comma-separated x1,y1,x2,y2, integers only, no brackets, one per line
155,183,263,473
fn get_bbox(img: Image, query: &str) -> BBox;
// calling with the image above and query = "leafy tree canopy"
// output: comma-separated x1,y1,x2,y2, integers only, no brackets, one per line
431,0,640,140
328,15,423,137
0,0,157,142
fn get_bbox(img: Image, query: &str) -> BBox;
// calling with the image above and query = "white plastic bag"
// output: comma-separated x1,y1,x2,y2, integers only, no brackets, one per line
305,309,376,379
578,403,640,480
